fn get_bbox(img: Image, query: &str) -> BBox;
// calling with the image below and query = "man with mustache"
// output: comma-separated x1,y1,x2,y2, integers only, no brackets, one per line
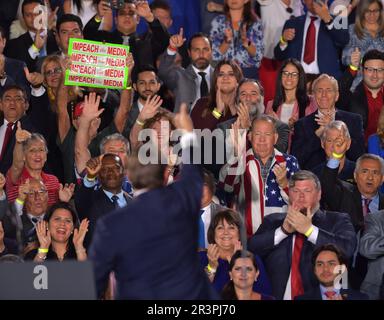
158,30,214,112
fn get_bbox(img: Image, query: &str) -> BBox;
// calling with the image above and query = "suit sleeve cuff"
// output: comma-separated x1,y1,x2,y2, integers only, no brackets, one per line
274,227,289,245
31,85,46,97
83,177,98,188
28,46,39,59
327,158,340,169
307,225,319,244
167,48,177,56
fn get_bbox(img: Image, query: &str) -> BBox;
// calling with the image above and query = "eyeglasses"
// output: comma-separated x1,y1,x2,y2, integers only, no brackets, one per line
365,8,381,14
27,189,48,197
3,96,25,103
363,66,384,74
44,67,63,77
281,71,299,78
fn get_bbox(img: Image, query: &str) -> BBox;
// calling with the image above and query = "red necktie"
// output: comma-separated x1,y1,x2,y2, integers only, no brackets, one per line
324,291,336,299
0,122,14,161
291,233,305,299
303,17,317,64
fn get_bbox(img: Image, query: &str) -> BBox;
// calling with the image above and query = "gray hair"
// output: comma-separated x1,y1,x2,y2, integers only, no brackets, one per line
312,73,339,93
320,120,351,142
251,114,277,133
22,133,48,153
355,153,384,175
289,170,321,191
99,133,130,154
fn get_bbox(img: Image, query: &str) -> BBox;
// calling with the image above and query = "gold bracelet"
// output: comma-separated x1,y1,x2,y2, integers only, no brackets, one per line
15,198,25,205
94,16,102,23
280,35,287,45
349,64,358,71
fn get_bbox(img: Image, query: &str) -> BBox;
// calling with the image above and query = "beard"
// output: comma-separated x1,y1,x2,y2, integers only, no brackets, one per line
193,58,210,70
243,101,265,119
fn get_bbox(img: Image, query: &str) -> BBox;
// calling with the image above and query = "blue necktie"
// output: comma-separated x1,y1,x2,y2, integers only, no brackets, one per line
111,195,119,209
198,209,205,249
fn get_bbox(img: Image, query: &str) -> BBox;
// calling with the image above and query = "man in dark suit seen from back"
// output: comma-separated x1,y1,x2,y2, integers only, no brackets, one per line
89,104,219,299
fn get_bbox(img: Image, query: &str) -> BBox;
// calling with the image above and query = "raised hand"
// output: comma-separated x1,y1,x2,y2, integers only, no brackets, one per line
207,243,220,270
24,67,44,87
137,95,162,122
169,28,186,49
350,47,361,69
86,155,104,178
240,24,249,47
34,30,47,50
15,122,32,144
286,205,313,235
216,83,225,113
0,36,5,54
282,28,295,42
48,6,59,30
288,116,298,129
17,178,31,202
237,102,251,129
173,103,193,133
232,240,243,256
80,92,104,123
97,0,113,18
272,162,288,189
136,1,154,22
58,183,75,202
73,218,89,250
313,0,332,22
36,220,51,249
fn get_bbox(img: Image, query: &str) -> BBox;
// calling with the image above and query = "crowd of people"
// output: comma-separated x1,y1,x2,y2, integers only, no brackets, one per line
1,0,384,300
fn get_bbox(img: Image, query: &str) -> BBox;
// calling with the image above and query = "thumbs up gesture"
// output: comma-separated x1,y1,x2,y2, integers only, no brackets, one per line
24,67,44,88
15,122,32,144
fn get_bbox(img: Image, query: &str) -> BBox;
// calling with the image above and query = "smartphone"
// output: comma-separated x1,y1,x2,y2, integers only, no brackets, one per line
107,0,125,10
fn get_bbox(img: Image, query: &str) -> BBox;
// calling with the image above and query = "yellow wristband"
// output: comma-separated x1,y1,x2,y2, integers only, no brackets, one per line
349,64,358,71
280,35,287,45
94,16,102,23
15,198,25,205
136,119,145,126
86,175,96,181
304,226,314,237
38,248,49,253
207,264,217,273
332,152,344,159
212,108,222,119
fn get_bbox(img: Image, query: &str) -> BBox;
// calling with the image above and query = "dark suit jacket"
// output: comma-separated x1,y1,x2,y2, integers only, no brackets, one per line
320,165,384,231
4,31,58,72
83,17,169,68
74,184,131,248
248,210,356,300
274,15,349,78
274,15,349,79
0,116,35,175
295,287,369,300
89,160,219,299
337,69,383,131
4,57,29,94
291,110,365,170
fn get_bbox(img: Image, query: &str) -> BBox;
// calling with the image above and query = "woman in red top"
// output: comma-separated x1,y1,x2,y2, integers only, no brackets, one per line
6,128,59,206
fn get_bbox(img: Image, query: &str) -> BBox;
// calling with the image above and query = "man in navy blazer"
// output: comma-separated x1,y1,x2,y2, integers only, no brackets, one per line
248,170,356,300
274,0,348,79
296,244,368,300
89,105,218,299
291,74,365,171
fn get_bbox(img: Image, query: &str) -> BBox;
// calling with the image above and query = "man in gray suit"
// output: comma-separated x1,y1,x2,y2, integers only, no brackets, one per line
360,210,384,300
158,31,214,112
